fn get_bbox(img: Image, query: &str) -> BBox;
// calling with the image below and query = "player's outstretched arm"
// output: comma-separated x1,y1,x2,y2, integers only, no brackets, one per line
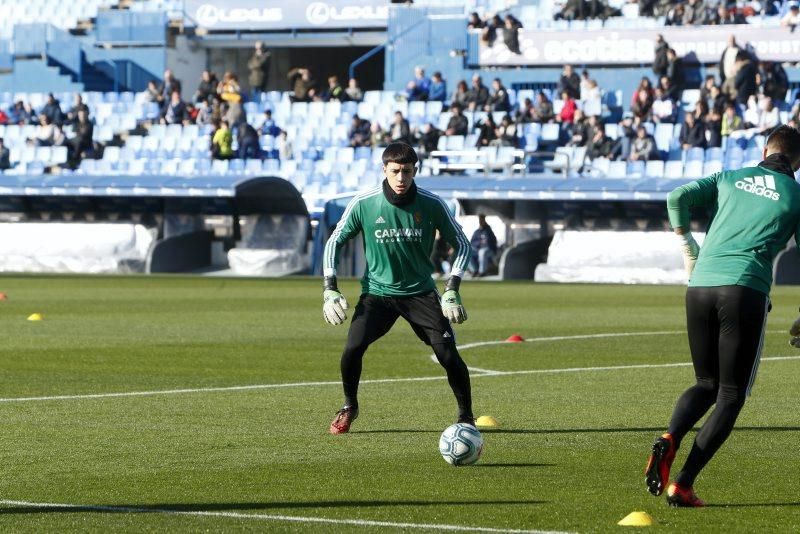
441,275,467,324
323,275,349,326
666,176,718,279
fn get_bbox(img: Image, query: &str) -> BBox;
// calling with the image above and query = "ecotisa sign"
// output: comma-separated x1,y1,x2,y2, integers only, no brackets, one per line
186,0,389,30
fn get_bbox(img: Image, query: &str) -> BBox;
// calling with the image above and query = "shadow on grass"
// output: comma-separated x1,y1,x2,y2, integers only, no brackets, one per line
0,499,546,515
474,462,556,468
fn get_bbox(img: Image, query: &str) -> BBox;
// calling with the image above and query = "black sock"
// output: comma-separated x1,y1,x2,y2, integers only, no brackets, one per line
675,385,746,487
667,378,717,449
340,341,368,409
432,342,473,419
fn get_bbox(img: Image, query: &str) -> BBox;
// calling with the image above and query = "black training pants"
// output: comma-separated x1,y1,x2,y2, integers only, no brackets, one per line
667,285,769,486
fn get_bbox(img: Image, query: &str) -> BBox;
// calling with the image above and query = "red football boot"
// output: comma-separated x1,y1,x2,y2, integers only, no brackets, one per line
666,482,706,507
329,406,358,435
645,433,676,496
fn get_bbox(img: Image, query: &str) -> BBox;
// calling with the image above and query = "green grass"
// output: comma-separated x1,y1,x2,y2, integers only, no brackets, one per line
0,276,799,532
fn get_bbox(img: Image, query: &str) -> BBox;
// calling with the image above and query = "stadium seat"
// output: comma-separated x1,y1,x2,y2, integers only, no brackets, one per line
211,159,229,174
446,136,465,150
686,147,704,161
664,160,684,179
703,161,723,176
540,123,560,143
606,160,627,178
654,123,674,152
685,160,704,179
645,160,664,178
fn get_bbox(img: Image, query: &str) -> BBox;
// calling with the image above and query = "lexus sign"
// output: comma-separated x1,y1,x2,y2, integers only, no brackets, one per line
186,0,389,30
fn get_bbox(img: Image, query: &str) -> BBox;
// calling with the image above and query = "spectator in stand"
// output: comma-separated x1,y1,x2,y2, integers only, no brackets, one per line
760,61,788,102
196,95,221,126
445,104,468,136
162,90,189,125
67,109,94,166
486,78,510,112
260,109,281,136
469,214,497,278
322,75,347,102
682,0,708,25
415,123,442,157
467,12,484,30
389,111,411,144
652,34,670,79
665,48,685,97
516,97,534,123
693,99,709,123
31,114,57,147
345,78,363,102
211,120,233,160
481,14,503,46
699,75,717,103
429,72,447,102
566,109,589,147
587,126,614,160
476,113,497,146
160,70,182,107
144,79,163,105
247,41,271,98
494,115,518,147
195,70,218,104
466,75,489,111
719,35,741,98
558,65,581,100
369,122,387,147
348,114,371,147
664,3,685,25
709,4,745,24
218,72,242,104
407,66,431,102
781,2,800,31
237,122,261,160
557,90,578,124
0,107,8,125
533,91,555,123
679,113,707,150
581,78,601,103
707,84,727,115
287,67,316,103
705,105,722,148
658,75,681,103
733,51,757,105
502,14,523,55
758,97,780,134
65,94,89,125
720,102,743,137
743,95,761,128
631,77,654,107
40,93,63,126
629,125,657,161
652,87,676,123
610,112,636,160
0,138,10,171
555,0,582,20
451,80,469,109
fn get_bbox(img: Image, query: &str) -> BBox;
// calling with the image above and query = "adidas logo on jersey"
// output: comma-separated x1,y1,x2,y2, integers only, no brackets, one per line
735,175,780,201
375,216,386,224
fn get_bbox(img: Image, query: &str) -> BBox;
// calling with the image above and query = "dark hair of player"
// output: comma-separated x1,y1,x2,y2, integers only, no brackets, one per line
765,125,800,170
382,142,419,166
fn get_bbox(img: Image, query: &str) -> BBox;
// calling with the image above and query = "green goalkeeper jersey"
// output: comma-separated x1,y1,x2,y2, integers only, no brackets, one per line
667,155,800,295
323,183,471,297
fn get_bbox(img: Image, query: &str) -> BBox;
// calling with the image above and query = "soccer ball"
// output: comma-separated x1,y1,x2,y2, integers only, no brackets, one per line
439,423,483,466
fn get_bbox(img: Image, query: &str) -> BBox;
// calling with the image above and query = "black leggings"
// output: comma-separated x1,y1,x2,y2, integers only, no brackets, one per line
340,292,472,419
667,285,769,486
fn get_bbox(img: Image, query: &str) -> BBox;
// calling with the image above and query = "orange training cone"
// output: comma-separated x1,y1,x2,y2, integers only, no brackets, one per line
506,334,524,343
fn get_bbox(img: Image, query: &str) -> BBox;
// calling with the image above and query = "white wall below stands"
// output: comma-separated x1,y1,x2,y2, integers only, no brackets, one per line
535,230,705,285
0,222,156,273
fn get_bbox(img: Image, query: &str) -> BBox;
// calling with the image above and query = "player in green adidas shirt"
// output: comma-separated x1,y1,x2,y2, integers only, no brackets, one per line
322,142,474,434
645,125,800,507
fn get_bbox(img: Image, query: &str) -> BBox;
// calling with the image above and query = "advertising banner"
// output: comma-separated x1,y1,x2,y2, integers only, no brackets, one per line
185,0,389,31
478,25,800,65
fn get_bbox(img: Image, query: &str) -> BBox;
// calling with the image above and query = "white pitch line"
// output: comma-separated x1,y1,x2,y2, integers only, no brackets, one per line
0,499,570,534
1,330,798,405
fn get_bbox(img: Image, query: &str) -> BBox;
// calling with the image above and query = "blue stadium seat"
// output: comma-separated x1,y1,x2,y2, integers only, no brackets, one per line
645,160,664,178
686,147,704,161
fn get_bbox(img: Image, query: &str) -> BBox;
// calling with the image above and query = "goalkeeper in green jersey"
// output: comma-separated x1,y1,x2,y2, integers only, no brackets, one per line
645,125,800,507
322,142,474,434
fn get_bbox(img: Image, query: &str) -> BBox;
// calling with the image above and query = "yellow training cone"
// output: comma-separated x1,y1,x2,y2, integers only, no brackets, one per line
617,511,655,527
27,313,43,321
476,415,500,428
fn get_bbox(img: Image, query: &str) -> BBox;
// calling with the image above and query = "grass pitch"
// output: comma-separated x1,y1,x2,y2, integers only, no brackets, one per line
1,276,799,532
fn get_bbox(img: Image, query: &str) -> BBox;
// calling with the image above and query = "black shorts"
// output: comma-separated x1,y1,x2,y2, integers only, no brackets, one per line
686,285,770,396
346,291,455,348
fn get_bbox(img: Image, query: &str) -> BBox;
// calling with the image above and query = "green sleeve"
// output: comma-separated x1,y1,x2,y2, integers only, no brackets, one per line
432,198,471,278
323,198,362,277
666,174,721,230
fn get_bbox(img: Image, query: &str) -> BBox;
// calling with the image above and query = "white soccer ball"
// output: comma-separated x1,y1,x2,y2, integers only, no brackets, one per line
439,423,483,466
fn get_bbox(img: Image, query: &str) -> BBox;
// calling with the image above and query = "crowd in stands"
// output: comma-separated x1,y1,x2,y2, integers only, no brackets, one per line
468,12,524,54
552,0,797,22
